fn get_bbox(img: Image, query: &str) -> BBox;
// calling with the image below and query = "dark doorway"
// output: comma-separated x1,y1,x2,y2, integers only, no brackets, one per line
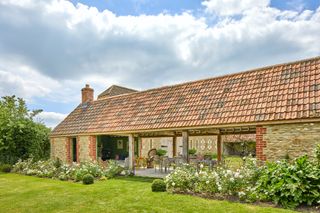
72,138,77,162
97,135,129,161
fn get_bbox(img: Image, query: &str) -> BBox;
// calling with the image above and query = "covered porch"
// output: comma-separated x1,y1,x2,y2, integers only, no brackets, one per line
95,125,257,177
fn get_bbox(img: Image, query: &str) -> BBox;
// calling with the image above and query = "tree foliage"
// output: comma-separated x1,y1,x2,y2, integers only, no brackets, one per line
0,96,50,164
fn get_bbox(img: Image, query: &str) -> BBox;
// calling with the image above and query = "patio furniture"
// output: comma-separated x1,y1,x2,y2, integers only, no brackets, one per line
174,156,184,168
147,149,157,168
135,157,147,169
161,156,170,173
153,155,162,172
197,159,217,171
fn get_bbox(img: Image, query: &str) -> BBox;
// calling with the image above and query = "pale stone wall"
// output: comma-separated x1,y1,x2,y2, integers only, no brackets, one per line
185,136,217,155
263,122,320,161
50,137,68,162
141,137,173,157
141,136,218,157
78,136,92,162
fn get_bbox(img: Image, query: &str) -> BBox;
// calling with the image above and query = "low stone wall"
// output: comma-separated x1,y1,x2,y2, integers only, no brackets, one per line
257,122,320,161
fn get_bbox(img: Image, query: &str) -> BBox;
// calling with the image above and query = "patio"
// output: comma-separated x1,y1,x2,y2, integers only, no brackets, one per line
134,168,172,178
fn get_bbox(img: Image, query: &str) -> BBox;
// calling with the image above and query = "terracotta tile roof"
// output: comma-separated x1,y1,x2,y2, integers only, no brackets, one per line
51,56,320,136
97,85,137,99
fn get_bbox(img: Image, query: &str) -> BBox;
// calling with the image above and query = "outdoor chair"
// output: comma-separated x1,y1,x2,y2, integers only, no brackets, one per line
153,155,162,173
147,149,157,168
174,156,184,168
162,156,171,173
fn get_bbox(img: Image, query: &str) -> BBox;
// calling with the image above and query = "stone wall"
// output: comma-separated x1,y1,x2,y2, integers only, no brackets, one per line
50,137,69,162
141,136,218,157
257,122,320,161
51,136,96,163
78,136,96,162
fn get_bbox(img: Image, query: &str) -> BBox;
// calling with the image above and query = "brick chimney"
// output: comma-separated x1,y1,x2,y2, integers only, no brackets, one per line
81,84,94,103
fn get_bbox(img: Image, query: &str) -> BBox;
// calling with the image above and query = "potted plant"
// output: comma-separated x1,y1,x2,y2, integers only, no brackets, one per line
188,148,197,159
204,152,213,160
156,149,167,157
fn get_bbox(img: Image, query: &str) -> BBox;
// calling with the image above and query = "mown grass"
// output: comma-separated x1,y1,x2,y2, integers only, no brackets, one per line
225,155,244,169
0,173,296,213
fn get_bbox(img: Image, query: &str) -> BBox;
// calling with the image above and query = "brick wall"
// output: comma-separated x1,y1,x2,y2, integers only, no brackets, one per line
89,136,97,161
256,126,267,161
257,122,320,161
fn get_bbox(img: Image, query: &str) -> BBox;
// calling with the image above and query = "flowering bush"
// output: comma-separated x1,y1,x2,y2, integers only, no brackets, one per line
12,158,123,181
165,146,320,209
105,160,124,178
255,155,320,209
165,157,259,200
165,164,198,192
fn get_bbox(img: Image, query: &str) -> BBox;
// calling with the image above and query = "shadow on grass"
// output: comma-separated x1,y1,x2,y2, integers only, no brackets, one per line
114,175,158,183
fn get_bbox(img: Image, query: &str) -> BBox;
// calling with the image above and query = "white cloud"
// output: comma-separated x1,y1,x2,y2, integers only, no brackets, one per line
202,0,270,16
0,0,319,128
0,57,58,100
35,111,67,128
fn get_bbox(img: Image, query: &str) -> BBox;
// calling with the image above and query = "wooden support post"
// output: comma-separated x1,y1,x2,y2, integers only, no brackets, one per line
138,137,142,158
217,134,222,162
172,136,177,157
182,131,189,163
128,134,135,172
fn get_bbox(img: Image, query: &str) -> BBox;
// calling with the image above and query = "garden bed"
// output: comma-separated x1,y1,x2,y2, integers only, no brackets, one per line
164,145,320,211
174,191,319,212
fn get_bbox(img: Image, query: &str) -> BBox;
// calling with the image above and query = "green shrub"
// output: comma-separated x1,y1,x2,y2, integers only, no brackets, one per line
12,158,106,181
315,144,320,164
105,160,123,178
188,148,197,155
256,155,320,209
0,96,50,165
156,149,167,156
82,174,94,185
1,164,12,173
151,179,166,192
53,158,62,168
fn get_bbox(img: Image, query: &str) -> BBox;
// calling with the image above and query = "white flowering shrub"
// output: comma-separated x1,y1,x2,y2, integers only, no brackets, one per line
165,148,320,209
165,164,198,192
12,158,123,181
165,157,261,200
104,160,124,178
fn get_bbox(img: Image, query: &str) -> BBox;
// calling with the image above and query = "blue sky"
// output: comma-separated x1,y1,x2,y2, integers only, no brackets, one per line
72,0,319,15
70,0,320,15
0,0,319,128
70,0,203,15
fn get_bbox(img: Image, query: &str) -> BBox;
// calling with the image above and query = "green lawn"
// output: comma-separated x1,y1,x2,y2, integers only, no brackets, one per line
225,156,244,169
0,173,296,213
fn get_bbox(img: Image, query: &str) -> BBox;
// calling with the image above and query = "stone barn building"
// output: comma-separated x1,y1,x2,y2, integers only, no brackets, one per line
50,56,320,168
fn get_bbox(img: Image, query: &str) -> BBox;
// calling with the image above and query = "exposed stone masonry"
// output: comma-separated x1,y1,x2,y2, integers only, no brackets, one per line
258,122,320,161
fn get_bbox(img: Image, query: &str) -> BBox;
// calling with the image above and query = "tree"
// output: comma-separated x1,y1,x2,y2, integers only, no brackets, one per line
0,96,50,164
